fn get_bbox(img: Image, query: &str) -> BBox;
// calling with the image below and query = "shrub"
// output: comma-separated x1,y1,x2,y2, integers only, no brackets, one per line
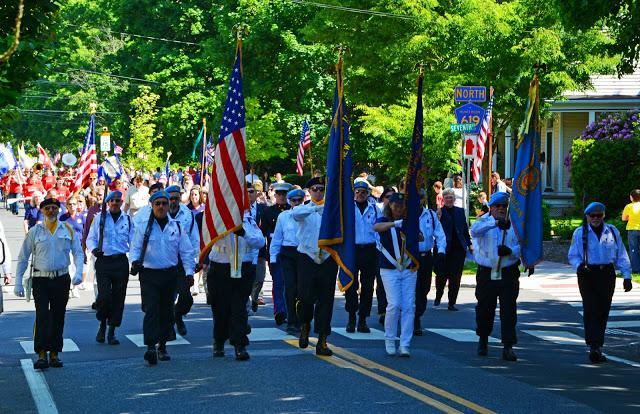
542,201,552,241
571,110,640,213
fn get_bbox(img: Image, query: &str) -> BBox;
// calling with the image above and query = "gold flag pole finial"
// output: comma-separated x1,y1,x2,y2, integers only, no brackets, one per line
89,102,97,114
232,23,250,41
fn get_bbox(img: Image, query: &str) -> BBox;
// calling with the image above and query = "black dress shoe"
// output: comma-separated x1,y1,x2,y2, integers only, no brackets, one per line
157,348,171,361
502,346,517,362
33,358,49,370
275,312,287,326
213,342,225,357
107,335,120,345
589,347,607,363
346,319,356,333
175,317,187,336
357,320,370,333
316,335,333,356
448,305,459,311
235,346,250,361
144,348,158,366
413,319,423,336
49,353,63,368
433,296,442,306
96,322,106,343
477,337,488,356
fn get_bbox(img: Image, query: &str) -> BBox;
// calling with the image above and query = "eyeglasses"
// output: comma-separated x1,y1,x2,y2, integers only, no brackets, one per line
108,199,123,203
493,203,508,208
169,196,180,201
310,186,325,192
153,201,169,206
44,206,59,211
589,213,603,218
290,198,303,203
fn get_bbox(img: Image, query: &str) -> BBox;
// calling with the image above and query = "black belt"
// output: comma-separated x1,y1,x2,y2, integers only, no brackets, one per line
356,243,376,249
478,262,519,272
586,263,614,271
101,253,127,259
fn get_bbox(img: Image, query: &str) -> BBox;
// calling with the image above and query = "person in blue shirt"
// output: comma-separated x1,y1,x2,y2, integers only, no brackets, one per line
374,193,417,357
470,192,521,362
345,180,382,334
23,191,44,233
568,201,633,363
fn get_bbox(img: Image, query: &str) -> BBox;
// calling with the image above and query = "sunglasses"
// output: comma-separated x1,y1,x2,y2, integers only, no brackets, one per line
108,199,123,203
290,197,303,203
169,196,181,201
310,186,325,192
589,213,603,218
248,189,256,194
493,203,508,208
275,190,288,195
44,206,59,211
153,201,169,206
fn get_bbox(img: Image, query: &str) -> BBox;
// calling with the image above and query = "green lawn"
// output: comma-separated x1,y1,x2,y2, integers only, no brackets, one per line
633,274,640,284
463,260,477,275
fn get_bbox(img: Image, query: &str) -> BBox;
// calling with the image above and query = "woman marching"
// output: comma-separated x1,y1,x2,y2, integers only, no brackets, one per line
373,192,417,357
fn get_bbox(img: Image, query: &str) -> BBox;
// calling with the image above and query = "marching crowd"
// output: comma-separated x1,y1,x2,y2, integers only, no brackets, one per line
0,165,637,369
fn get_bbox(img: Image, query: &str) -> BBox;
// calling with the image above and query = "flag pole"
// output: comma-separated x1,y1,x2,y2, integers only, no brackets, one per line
487,86,494,196
200,117,207,184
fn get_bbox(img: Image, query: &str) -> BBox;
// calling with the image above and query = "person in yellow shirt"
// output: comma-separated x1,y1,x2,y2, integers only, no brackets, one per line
622,189,640,274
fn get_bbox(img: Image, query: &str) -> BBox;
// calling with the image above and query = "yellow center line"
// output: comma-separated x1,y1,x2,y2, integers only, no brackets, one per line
284,339,462,414
285,338,495,414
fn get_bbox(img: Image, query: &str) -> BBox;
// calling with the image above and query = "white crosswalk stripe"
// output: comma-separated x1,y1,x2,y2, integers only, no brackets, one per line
522,330,584,345
426,329,500,343
125,334,190,347
333,327,388,340
20,339,79,354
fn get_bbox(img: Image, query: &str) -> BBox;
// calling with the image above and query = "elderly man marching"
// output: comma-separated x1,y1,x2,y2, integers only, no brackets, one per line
568,202,633,364
208,210,265,361
129,191,194,366
15,198,84,369
470,192,521,362
86,190,134,345
165,185,200,337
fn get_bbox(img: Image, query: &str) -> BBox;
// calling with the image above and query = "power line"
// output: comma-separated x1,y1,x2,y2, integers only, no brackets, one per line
64,23,201,47
67,69,160,85
290,0,418,20
11,109,122,115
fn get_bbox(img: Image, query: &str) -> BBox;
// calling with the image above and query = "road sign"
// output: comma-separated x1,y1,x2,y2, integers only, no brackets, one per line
450,123,476,133
100,132,111,152
454,103,485,134
454,86,487,102
464,134,478,159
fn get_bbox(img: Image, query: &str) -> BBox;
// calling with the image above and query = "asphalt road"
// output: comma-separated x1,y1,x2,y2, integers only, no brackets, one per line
0,208,639,414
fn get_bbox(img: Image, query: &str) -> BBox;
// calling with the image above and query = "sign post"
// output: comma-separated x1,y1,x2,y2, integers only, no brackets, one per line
100,128,111,153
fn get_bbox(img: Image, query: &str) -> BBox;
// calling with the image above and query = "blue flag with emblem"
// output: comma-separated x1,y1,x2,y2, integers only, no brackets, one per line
509,75,543,268
402,72,424,271
318,56,355,292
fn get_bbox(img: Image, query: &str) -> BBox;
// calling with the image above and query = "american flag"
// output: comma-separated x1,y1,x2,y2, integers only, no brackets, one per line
37,143,52,168
113,142,123,155
472,89,494,183
200,45,248,259
296,118,311,176
72,114,97,191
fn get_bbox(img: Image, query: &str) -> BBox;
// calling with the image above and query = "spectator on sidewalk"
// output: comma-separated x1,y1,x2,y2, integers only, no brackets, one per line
622,189,640,274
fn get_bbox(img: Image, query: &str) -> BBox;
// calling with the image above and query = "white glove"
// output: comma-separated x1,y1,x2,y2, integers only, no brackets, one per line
14,285,25,297
394,219,403,228
72,275,83,286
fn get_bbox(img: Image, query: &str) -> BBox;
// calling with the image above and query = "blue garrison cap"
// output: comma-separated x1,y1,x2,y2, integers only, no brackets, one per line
287,189,305,200
165,185,181,194
149,191,169,203
388,192,406,203
105,190,122,203
584,202,605,215
354,181,370,190
273,182,293,192
488,191,509,207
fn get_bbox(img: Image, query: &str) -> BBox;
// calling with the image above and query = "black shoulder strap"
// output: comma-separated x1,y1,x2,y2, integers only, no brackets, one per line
429,209,436,231
582,219,589,265
0,237,5,265
138,213,155,263
190,212,195,234
127,214,131,232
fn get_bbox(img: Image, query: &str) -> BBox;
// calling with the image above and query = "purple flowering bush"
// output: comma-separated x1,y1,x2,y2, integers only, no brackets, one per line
571,109,640,213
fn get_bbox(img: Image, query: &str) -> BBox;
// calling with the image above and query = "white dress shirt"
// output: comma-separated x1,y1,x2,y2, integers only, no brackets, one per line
269,208,300,263
292,201,330,264
86,211,134,255
129,217,194,275
568,224,631,279
470,214,520,269
208,213,265,265
418,208,447,254
354,201,380,245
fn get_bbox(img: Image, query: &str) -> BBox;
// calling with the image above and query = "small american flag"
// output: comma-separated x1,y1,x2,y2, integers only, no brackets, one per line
472,89,493,183
296,118,311,176
72,114,97,192
113,142,123,155
200,44,248,259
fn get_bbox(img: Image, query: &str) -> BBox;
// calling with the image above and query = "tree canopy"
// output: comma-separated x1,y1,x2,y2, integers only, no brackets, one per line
0,0,626,183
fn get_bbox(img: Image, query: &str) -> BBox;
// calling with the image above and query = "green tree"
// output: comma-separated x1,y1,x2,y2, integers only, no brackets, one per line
125,86,164,170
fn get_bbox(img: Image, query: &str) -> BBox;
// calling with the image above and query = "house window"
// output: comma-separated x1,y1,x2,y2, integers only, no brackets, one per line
545,130,553,191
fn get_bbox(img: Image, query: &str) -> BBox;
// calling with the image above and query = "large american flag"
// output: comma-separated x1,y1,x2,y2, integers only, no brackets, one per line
200,45,248,259
72,114,97,191
472,89,494,184
296,118,311,176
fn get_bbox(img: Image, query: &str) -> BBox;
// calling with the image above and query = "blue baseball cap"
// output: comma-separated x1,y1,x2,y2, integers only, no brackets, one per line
165,185,181,194
354,181,370,190
105,190,122,203
388,192,406,203
287,189,305,200
584,202,605,215
488,191,509,207
150,191,169,203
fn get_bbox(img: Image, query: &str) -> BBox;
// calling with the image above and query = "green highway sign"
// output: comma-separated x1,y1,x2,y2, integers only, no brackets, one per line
450,123,476,133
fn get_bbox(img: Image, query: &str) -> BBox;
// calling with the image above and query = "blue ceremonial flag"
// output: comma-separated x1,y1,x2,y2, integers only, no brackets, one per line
403,72,424,271
318,56,355,292
164,155,171,180
509,75,543,268
0,143,18,176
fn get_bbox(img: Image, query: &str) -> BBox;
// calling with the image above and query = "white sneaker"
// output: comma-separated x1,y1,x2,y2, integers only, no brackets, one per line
398,346,410,357
385,340,396,356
